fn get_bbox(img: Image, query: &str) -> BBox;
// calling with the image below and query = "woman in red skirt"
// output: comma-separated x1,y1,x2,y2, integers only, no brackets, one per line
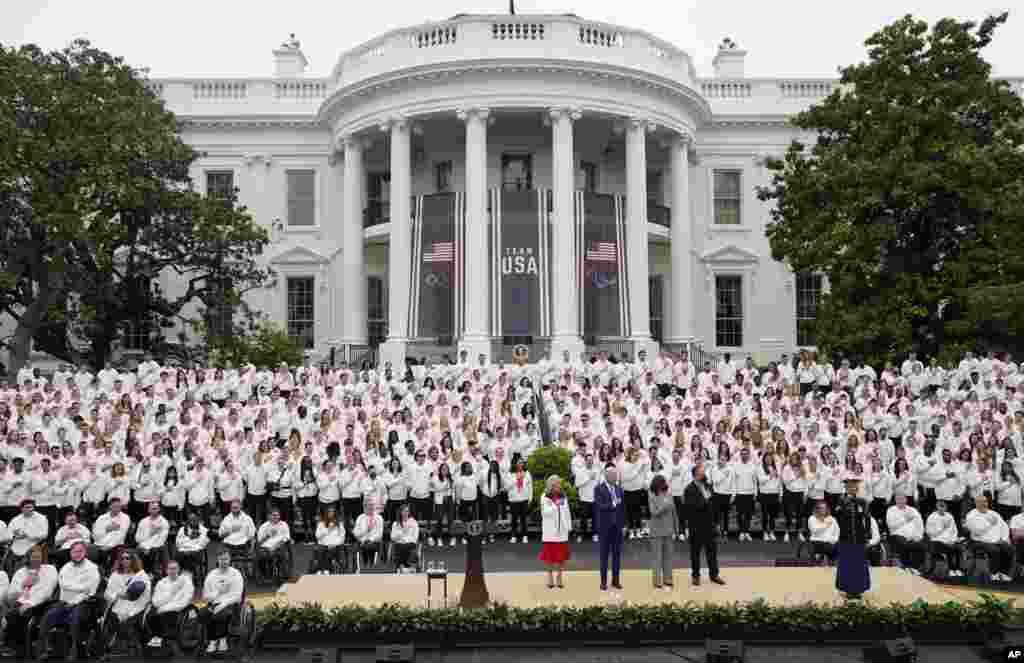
539,475,573,588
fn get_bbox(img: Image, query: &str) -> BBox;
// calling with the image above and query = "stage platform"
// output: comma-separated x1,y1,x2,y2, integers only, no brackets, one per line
278,567,964,609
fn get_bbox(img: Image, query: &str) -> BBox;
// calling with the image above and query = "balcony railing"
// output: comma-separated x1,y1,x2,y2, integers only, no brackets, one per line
335,14,694,89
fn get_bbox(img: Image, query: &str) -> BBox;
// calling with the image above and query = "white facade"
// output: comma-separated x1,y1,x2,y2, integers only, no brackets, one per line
70,15,1024,366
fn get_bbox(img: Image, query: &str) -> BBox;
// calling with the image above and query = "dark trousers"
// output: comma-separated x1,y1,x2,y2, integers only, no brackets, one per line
244,494,266,527
888,535,925,569
199,604,233,641
783,490,803,533
509,501,529,538
870,498,889,536
689,528,720,579
974,541,1014,575
625,490,645,531
674,496,688,536
930,541,962,570
713,494,732,536
341,497,363,535
410,497,432,528
760,494,780,535
177,550,206,579
147,609,180,640
313,545,346,573
811,541,837,561
598,526,623,585
392,542,418,568
458,498,478,523
298,496,318,540
269,496,292,525
40,602,91,656
734,495,754,534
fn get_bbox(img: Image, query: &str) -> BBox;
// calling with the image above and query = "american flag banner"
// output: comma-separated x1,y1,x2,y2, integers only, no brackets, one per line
423,241,454,263
585,241,617,262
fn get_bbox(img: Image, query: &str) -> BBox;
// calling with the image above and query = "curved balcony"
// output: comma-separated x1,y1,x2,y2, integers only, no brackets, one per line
331,14,696,90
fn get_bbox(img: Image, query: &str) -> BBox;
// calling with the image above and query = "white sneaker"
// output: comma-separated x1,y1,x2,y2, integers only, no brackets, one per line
576,536,583,543
148,637,162,647
798,534,806,542
592,535,599,543
521,537,528,544
461,538,467,545
206,641,218,654
510,537,517,544
429,538,436,546
449,539,456,547
678,533,685,542
783,533,789,543
219,639,229,652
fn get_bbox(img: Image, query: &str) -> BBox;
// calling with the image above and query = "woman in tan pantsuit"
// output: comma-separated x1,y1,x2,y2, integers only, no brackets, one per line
648,475,678,589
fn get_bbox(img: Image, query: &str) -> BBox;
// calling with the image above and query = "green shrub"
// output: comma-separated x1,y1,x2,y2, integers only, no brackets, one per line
527,445,577,514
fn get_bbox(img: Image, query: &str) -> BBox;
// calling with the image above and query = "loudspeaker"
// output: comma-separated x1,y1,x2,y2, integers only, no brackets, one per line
863,637,918,662
298,649,336,663
375,644,415,662
705,639,744,662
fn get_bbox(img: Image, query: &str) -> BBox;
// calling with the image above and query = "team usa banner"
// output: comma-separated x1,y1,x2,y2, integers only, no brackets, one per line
490,188,551,338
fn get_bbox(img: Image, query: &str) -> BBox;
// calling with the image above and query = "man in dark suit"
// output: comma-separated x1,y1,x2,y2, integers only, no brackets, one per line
594,463,626,590
684,463,726,587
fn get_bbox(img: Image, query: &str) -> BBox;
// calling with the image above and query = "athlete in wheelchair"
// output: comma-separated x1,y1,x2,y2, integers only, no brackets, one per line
199,550,246,655
135,502,171,577
94,549,151,653
255,508,292,582
144,558,195,650
1,544,58,657
175,511,211,581
37,541,102,661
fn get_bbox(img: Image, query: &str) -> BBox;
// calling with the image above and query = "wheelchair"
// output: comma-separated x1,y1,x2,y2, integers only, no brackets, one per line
256,542,294,584
138,603,203,658
28,594,105,661
959,537,1019,582
90,601,148,660
795,540,836,566
353,539,386,574
224,541,257,580
194,596,256,660
387,539,424,573
308,544,348,575
174,546,210,587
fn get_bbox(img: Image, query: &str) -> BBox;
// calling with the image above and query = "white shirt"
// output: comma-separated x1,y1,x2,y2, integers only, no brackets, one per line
92,512,131,550
7,564,59,610
58,559,101,605
54,523,92,550
257,521,290,550
353,513,384,543
135,515,170,551
104,570,151,620
8,512,49,556
540,495,572,543
315,522,346,547
218,512,256,547
807,515,839,544
176,523,210,553
964,508,1009,544
390,518,420,545
152,573,195,614
203,566,244,611
926,511,959,544
886,505,924,541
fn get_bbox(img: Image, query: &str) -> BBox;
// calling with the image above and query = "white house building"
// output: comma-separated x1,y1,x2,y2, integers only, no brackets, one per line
84,14,1024,367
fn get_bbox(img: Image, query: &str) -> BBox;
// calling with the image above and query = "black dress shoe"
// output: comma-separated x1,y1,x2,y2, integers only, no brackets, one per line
710,576,726,585
600,583,608,591
692,576,701,586
611,581,623,590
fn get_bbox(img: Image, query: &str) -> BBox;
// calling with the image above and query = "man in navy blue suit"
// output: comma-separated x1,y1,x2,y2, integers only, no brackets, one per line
594,463,626,590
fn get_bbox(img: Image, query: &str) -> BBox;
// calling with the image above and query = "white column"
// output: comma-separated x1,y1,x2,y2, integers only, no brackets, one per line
665,131,695,346
548,107,585,361
625,118,657,358
457,107,491,361
340,135,368,345
380,117,411,368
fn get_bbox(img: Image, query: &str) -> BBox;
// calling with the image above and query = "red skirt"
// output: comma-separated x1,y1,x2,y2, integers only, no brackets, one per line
539,542,571,564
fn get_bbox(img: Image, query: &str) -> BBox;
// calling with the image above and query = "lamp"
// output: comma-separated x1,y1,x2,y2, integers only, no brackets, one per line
705,639,744,663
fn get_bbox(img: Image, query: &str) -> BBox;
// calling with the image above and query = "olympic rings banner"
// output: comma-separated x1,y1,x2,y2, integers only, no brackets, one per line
410,192,462,339
577,192,627,338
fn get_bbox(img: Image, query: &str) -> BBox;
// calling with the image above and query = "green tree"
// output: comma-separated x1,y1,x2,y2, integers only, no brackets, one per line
757,14,1024,365
527,445,578,514
203,320,306,370
0,40,270,372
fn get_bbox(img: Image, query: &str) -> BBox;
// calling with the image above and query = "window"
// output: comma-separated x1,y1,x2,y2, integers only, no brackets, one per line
286,169,316,227
646,170,662,202
205,277,235,338
501,154,532,191
434,160,453,193
578,161,598,192
713,170,742,225
123,319,151,352
286,276,315,349
366,173,390,226
796,273,824,347
206,171,234,200
715,275,743,348
649,275,664,343
367,276,387,344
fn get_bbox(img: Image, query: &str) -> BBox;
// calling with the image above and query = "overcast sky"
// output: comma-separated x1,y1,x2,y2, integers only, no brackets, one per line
2,0,1020,79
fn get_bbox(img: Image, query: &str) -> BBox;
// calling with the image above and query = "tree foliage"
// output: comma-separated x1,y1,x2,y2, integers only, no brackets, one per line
203,319,306,370
757,14,1024,365
0,40,270,373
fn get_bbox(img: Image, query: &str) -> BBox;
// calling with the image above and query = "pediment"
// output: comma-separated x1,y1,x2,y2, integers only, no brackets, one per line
268,244,331,265
700,243,760,264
